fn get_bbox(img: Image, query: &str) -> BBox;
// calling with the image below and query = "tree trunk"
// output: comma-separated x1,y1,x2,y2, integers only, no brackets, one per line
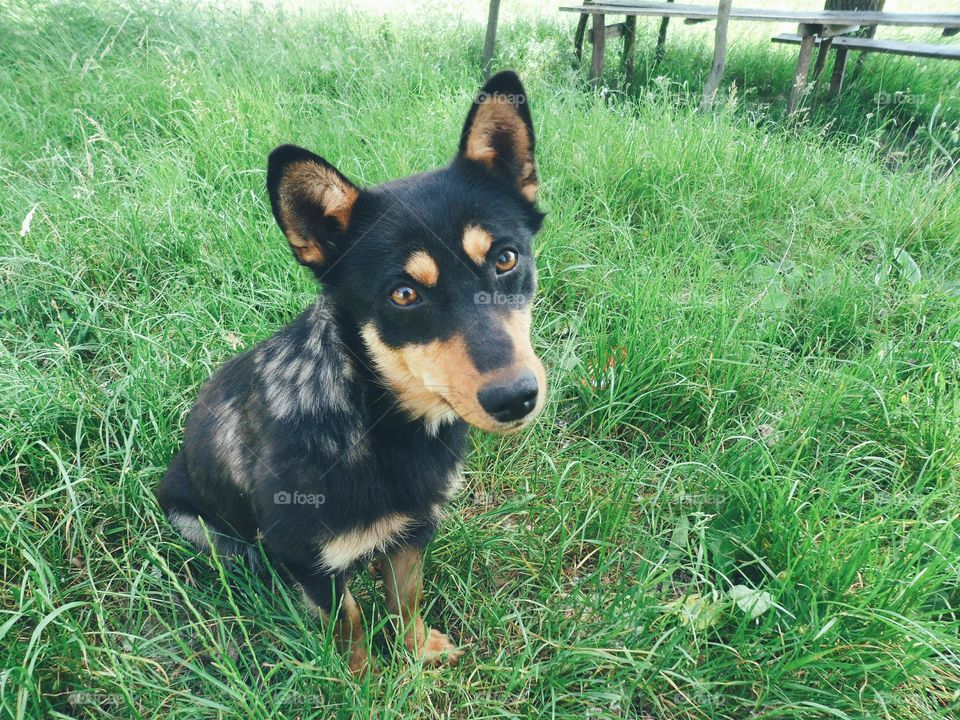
824,0,886,39
824,0,886,72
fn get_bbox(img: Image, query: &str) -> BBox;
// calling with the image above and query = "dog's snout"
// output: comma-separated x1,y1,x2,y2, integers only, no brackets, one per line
477,370,539,423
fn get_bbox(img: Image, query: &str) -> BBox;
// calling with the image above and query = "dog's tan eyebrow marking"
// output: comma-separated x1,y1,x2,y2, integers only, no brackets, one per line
462,225,493,266
404,250,439,287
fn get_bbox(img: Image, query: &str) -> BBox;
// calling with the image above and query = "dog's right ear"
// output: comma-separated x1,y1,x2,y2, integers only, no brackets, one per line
267,145,359,269
459,71,538,203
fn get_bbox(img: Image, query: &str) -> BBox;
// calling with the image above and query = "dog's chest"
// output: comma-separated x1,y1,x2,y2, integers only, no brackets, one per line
315,464,463,572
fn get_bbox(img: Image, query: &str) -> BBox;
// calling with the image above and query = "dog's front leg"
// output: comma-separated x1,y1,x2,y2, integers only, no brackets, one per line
293,566,372,676
381,545,464,666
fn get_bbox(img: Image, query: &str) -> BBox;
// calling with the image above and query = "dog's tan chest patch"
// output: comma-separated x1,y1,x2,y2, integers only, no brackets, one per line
318,513,414,571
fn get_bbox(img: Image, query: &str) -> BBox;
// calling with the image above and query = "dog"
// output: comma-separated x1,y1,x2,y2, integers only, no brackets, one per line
156,71,546,675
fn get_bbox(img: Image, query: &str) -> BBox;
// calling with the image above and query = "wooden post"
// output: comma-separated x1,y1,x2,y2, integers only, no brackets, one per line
623,15,637,86
654,0,675,65
482,0,502,78
575,13,589,60
828,45,848,97
812,37,832,80
787,27,817,115
699,0,732,111
589,13,606,86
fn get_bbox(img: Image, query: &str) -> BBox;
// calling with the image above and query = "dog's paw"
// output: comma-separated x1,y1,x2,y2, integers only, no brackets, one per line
347,647,375,678
417,628,464,667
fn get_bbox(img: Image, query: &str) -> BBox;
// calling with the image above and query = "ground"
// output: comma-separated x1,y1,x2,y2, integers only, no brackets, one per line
2,0,960,718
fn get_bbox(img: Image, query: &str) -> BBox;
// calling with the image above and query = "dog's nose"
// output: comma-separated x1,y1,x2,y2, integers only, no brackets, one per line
477,370,539,423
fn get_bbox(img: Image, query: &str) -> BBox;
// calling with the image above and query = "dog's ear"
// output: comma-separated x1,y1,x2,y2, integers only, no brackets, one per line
459,71,538,203
267,145,360,269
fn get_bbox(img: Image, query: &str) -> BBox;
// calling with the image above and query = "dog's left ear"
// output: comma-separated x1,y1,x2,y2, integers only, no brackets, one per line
267,144,360,269
459,71,538,203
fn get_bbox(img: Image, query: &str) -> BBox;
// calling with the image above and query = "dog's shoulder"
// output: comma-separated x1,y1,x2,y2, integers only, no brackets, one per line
250,297,354,416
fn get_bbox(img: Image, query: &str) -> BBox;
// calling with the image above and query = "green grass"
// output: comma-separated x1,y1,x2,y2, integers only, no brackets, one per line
2,0,960,717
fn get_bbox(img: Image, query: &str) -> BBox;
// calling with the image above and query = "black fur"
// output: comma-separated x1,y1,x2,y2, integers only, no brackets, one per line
157,300,466,605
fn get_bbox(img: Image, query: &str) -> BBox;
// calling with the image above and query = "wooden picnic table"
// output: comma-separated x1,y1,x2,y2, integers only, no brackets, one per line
561,3,960,29
557,3,960,112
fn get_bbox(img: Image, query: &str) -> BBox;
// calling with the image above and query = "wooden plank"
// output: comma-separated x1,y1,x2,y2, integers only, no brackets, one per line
787,29,817,115
559,4,960,29
588,22,627,41
773,34,960,60
590,13,606,86
482,0,501,78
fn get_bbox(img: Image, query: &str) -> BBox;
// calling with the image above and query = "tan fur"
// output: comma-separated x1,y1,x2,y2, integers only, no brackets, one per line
361,324,461,427
462,225,493,266
277,160,359,265
404,250,440,287
520,181,539,202
308,589,370,675
319,513,414,572
360,311,546,434
463,97,538,201
381,546,464,666
501,309,548,422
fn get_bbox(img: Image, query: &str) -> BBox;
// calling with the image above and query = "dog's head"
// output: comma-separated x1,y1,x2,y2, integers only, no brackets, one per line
266,71,546,434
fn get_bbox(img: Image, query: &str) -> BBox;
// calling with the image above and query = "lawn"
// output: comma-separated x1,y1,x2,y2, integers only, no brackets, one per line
2,0,960,718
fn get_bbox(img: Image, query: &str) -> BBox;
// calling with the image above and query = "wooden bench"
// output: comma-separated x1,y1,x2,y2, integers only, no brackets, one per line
558,2,960,112
772,33,960,97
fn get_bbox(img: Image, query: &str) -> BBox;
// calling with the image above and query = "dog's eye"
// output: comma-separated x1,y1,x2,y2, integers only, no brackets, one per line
495,248,519,274
389,286,420,307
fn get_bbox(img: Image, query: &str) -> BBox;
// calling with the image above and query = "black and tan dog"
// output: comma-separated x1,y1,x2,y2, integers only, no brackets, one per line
156,72,546,674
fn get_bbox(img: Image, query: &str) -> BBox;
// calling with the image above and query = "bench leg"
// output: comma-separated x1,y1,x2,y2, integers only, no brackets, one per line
699,0,732,111
574,13,589,61
787,33,816,115
623,15,637,86
828,46,848,99
482,0,501,78
812,37,832,81
655,0,675,65
590,13,606,86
